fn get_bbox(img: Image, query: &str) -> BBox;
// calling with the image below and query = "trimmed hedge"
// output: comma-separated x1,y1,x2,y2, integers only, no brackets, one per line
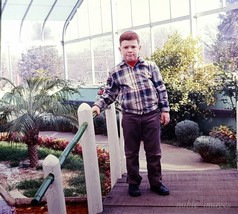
194,136,228,164
175,120,200,147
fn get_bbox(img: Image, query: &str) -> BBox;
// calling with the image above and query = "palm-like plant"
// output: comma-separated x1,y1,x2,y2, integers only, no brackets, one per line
0,77,80,167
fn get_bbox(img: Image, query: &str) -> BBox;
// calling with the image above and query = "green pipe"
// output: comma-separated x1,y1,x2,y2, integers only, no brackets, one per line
31,122,88,205
59,122,88,166
31,173,54,205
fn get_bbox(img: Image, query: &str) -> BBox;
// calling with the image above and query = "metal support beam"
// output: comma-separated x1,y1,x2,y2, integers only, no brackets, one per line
41,0,58,41
62,0,84,80
19,0,34,42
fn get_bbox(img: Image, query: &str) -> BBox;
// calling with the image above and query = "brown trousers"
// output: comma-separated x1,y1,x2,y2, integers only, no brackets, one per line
122,110,162,187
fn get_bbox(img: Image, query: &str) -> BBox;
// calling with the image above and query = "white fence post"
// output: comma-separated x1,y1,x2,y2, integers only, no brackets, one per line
118,111,126,174
105,103,121,187
78,103,103,214
43,154,66,214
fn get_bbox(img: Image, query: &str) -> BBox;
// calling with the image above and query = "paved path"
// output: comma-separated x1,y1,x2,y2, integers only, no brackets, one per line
0,131,223,213
39,131,220,171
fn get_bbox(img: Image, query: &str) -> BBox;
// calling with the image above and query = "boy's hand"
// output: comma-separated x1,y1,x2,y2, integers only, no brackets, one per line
92,105,101,115
160,112,170,126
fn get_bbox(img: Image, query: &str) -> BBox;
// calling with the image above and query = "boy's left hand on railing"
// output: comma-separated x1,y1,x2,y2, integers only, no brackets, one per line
92,105,101,116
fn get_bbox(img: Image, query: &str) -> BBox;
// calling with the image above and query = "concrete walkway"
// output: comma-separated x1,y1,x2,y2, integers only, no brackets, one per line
39,131,220,171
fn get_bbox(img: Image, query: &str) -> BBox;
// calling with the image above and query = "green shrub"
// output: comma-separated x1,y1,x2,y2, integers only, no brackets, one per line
209,125,237,168
16,177,44,197
151,32,223,120
161,120,176,140
38,115,77,132
93,112,107,135
194,136,228,164
209,125,236,150
175,120,200,147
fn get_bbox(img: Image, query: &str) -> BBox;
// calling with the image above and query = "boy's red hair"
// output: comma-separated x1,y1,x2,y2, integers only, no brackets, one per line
119,31,140,45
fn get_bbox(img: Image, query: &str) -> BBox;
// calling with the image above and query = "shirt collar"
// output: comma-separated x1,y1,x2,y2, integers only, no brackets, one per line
119,56,145,67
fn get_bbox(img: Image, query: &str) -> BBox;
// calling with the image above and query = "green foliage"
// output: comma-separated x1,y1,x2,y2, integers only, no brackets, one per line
65,174,87,196
219,70,237,111
175,120,200,147
38,115,77,132
0,141,85,170
0,140,111,197
16,177,44,198
0,77,80,167
209,125,237,167
0,142,28,161
209,125,236,149
62,154,84,171
0,77,79,145
194,136,228,164
16,177,44,190
161,121,176,140
151,32,223,120
209,9,238,73
207,9,238,112
93,112,107,135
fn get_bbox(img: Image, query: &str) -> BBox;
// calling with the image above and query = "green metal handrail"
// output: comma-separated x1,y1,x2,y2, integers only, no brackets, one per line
31,122,88,205
31,110,107,205
59,122,88,166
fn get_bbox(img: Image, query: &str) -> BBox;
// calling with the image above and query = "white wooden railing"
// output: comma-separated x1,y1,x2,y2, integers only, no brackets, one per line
38,103,125,214
33,100,238,213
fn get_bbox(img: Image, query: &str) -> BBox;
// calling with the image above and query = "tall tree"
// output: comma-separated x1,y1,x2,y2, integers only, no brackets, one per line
17,46,64,79
211,9,238,71
207,4,238,110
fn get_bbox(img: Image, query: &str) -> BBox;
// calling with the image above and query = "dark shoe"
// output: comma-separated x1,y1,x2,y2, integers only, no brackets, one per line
128,184,141,197
150,184,170,196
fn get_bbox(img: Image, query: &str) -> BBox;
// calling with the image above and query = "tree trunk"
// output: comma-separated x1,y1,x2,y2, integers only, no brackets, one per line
25,128,39,168
28,144,39,168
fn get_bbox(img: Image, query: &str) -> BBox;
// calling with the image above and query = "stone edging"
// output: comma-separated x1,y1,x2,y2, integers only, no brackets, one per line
0,184,88,207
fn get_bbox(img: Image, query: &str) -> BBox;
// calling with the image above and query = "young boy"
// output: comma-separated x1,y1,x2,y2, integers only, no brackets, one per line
92,31,170,197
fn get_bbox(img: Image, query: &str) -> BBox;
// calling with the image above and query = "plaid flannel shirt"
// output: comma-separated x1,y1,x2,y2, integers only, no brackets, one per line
94,57,170,114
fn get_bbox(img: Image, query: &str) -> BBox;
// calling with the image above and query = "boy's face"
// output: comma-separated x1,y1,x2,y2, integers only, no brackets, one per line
119,40,141,62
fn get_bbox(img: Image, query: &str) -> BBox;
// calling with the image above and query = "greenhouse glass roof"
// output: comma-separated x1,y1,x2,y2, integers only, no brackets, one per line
1,0,80,21
1,0,83,42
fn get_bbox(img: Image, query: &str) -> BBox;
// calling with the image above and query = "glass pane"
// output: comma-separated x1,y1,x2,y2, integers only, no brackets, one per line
66,16,80,41
26,0,55,20
150,0,170,22
170,20,190,36
88,0,102,35
226,0,238,5
171,0,189,18
93,36,114,84
43,21,64,41
101,0,112,33
117,0,132,29
136,28,152,58
66,1,90,40
2,21,21,42
26,6,53,20
196,14,220,46
195,0,222,13
131,0,150,26
2,4,30,20
0,43,24,82
153,20,190,50
66,41,92,84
